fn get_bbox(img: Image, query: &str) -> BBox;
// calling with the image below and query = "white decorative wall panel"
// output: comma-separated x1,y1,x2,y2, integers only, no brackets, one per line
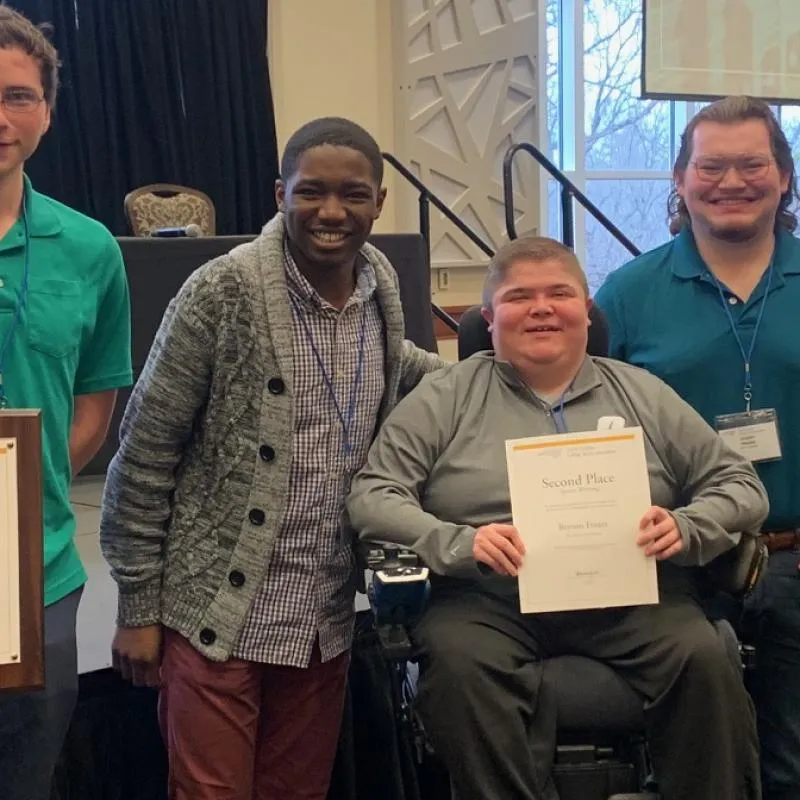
395,0,541,269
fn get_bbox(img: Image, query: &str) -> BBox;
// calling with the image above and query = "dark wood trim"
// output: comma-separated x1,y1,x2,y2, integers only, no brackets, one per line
433,304,473,340
0,411,44,692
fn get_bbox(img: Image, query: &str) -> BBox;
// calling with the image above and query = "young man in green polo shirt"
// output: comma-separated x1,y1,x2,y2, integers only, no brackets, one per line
596,96,800,800
0,8,132,799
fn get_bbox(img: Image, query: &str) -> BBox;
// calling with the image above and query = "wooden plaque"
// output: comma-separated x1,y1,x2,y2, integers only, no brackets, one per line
0,411,44,692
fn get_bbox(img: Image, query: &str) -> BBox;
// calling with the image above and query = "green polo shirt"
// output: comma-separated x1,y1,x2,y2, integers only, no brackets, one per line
0,177,132,606
595,227,800,530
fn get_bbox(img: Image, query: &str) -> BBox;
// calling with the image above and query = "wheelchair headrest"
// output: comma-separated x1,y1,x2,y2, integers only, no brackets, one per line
457,303,610,361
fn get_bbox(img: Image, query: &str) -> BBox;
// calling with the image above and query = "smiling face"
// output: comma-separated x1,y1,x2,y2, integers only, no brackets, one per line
675,119,790,243
275,144,386,274
481,257,592,381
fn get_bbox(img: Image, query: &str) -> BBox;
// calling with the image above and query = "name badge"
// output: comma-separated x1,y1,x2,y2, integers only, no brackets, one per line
597,415,626,431
715,409,782,463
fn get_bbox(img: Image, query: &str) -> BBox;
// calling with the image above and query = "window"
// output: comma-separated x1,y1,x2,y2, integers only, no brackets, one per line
543,0,800,292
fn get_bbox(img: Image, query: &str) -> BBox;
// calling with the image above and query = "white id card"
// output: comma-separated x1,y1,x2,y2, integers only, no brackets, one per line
597,415,626,431
715,409,782,463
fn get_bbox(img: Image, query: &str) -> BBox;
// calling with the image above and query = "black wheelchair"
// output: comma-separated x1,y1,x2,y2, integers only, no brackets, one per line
359,304,767,800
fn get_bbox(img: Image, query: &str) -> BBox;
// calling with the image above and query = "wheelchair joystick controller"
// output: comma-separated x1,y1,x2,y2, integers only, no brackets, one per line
362,543,430,660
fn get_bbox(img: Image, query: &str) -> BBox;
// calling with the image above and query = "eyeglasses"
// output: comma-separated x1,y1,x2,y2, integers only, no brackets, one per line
0,88,45,114
690,156,774,183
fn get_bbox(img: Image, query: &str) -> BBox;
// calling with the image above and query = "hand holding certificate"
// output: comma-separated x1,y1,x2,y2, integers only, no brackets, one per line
473,523,526,577
505,427,661,614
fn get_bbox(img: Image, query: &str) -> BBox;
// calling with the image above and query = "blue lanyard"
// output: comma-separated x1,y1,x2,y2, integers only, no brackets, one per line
710,262,773,413
551,391,569,434
291,294,367,454
0,198,30,410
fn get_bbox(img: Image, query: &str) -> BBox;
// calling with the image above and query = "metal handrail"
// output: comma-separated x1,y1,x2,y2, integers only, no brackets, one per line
382,144,642,335
502,142,641,257
383,152,499,334
382,153,494,258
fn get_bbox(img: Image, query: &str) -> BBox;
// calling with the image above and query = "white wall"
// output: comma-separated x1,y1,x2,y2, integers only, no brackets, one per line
267,0,399,233
267,0,542,312
392,1,541,267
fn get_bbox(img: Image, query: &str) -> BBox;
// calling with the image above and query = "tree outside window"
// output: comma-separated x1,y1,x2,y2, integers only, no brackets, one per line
544,0,800,293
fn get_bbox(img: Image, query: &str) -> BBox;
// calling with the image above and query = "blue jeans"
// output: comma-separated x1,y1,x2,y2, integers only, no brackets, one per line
0,588,82,800
742,550,800,800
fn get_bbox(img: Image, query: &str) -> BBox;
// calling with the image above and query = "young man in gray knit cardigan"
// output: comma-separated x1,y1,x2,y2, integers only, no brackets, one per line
99,117,446,799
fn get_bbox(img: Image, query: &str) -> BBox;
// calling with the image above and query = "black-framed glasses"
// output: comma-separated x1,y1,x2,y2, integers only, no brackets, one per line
690,156,774,183
0,88,45,114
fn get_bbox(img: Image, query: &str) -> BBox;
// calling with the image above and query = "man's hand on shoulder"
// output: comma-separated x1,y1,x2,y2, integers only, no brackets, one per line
414,343,450,373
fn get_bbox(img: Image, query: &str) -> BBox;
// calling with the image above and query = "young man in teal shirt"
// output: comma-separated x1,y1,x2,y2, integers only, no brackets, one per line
0,8,132,799
596,96,800,800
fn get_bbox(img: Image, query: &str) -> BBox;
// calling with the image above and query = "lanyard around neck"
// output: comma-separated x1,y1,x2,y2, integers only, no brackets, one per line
550,388,571,434
291,294,367,454
709,260,773,413
0,197,30,410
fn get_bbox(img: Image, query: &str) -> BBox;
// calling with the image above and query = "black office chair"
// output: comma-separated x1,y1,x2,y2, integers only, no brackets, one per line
363,301,766,800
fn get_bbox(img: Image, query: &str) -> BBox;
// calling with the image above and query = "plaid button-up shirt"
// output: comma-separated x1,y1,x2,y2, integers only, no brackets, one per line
232,245,385,666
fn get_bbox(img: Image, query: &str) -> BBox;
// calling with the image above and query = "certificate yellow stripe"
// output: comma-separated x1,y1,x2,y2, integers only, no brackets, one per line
512,433,635,452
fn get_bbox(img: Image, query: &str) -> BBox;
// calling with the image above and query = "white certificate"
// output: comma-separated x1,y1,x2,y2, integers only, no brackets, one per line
0,438,21,666
506,427,658,614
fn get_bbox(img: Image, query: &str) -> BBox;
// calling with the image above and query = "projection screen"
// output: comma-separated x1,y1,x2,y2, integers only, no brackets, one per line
642,0,800,102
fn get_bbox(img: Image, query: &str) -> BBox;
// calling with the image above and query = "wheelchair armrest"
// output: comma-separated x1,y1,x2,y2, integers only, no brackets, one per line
705,534,768,597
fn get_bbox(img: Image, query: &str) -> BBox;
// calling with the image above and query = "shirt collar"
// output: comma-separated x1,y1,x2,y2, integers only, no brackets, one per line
283,233,377,310
776,228,800,275
22,174,63,238
670,228,709,280
671,226,800,279
495,353,602,402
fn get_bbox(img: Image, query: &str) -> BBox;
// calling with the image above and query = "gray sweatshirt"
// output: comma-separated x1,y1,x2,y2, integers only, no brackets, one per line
347,353,769,595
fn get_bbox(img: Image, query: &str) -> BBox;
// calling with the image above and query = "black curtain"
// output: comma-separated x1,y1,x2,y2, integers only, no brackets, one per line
11,0,279,235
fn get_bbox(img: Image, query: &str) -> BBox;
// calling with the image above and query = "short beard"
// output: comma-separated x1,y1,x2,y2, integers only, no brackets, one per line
708,222,761,244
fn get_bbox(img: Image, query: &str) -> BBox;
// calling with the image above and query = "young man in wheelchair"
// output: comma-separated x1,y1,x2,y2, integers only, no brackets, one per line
347,236,765,800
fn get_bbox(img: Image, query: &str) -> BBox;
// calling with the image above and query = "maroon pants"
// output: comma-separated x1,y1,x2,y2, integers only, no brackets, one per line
158,629,350,800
